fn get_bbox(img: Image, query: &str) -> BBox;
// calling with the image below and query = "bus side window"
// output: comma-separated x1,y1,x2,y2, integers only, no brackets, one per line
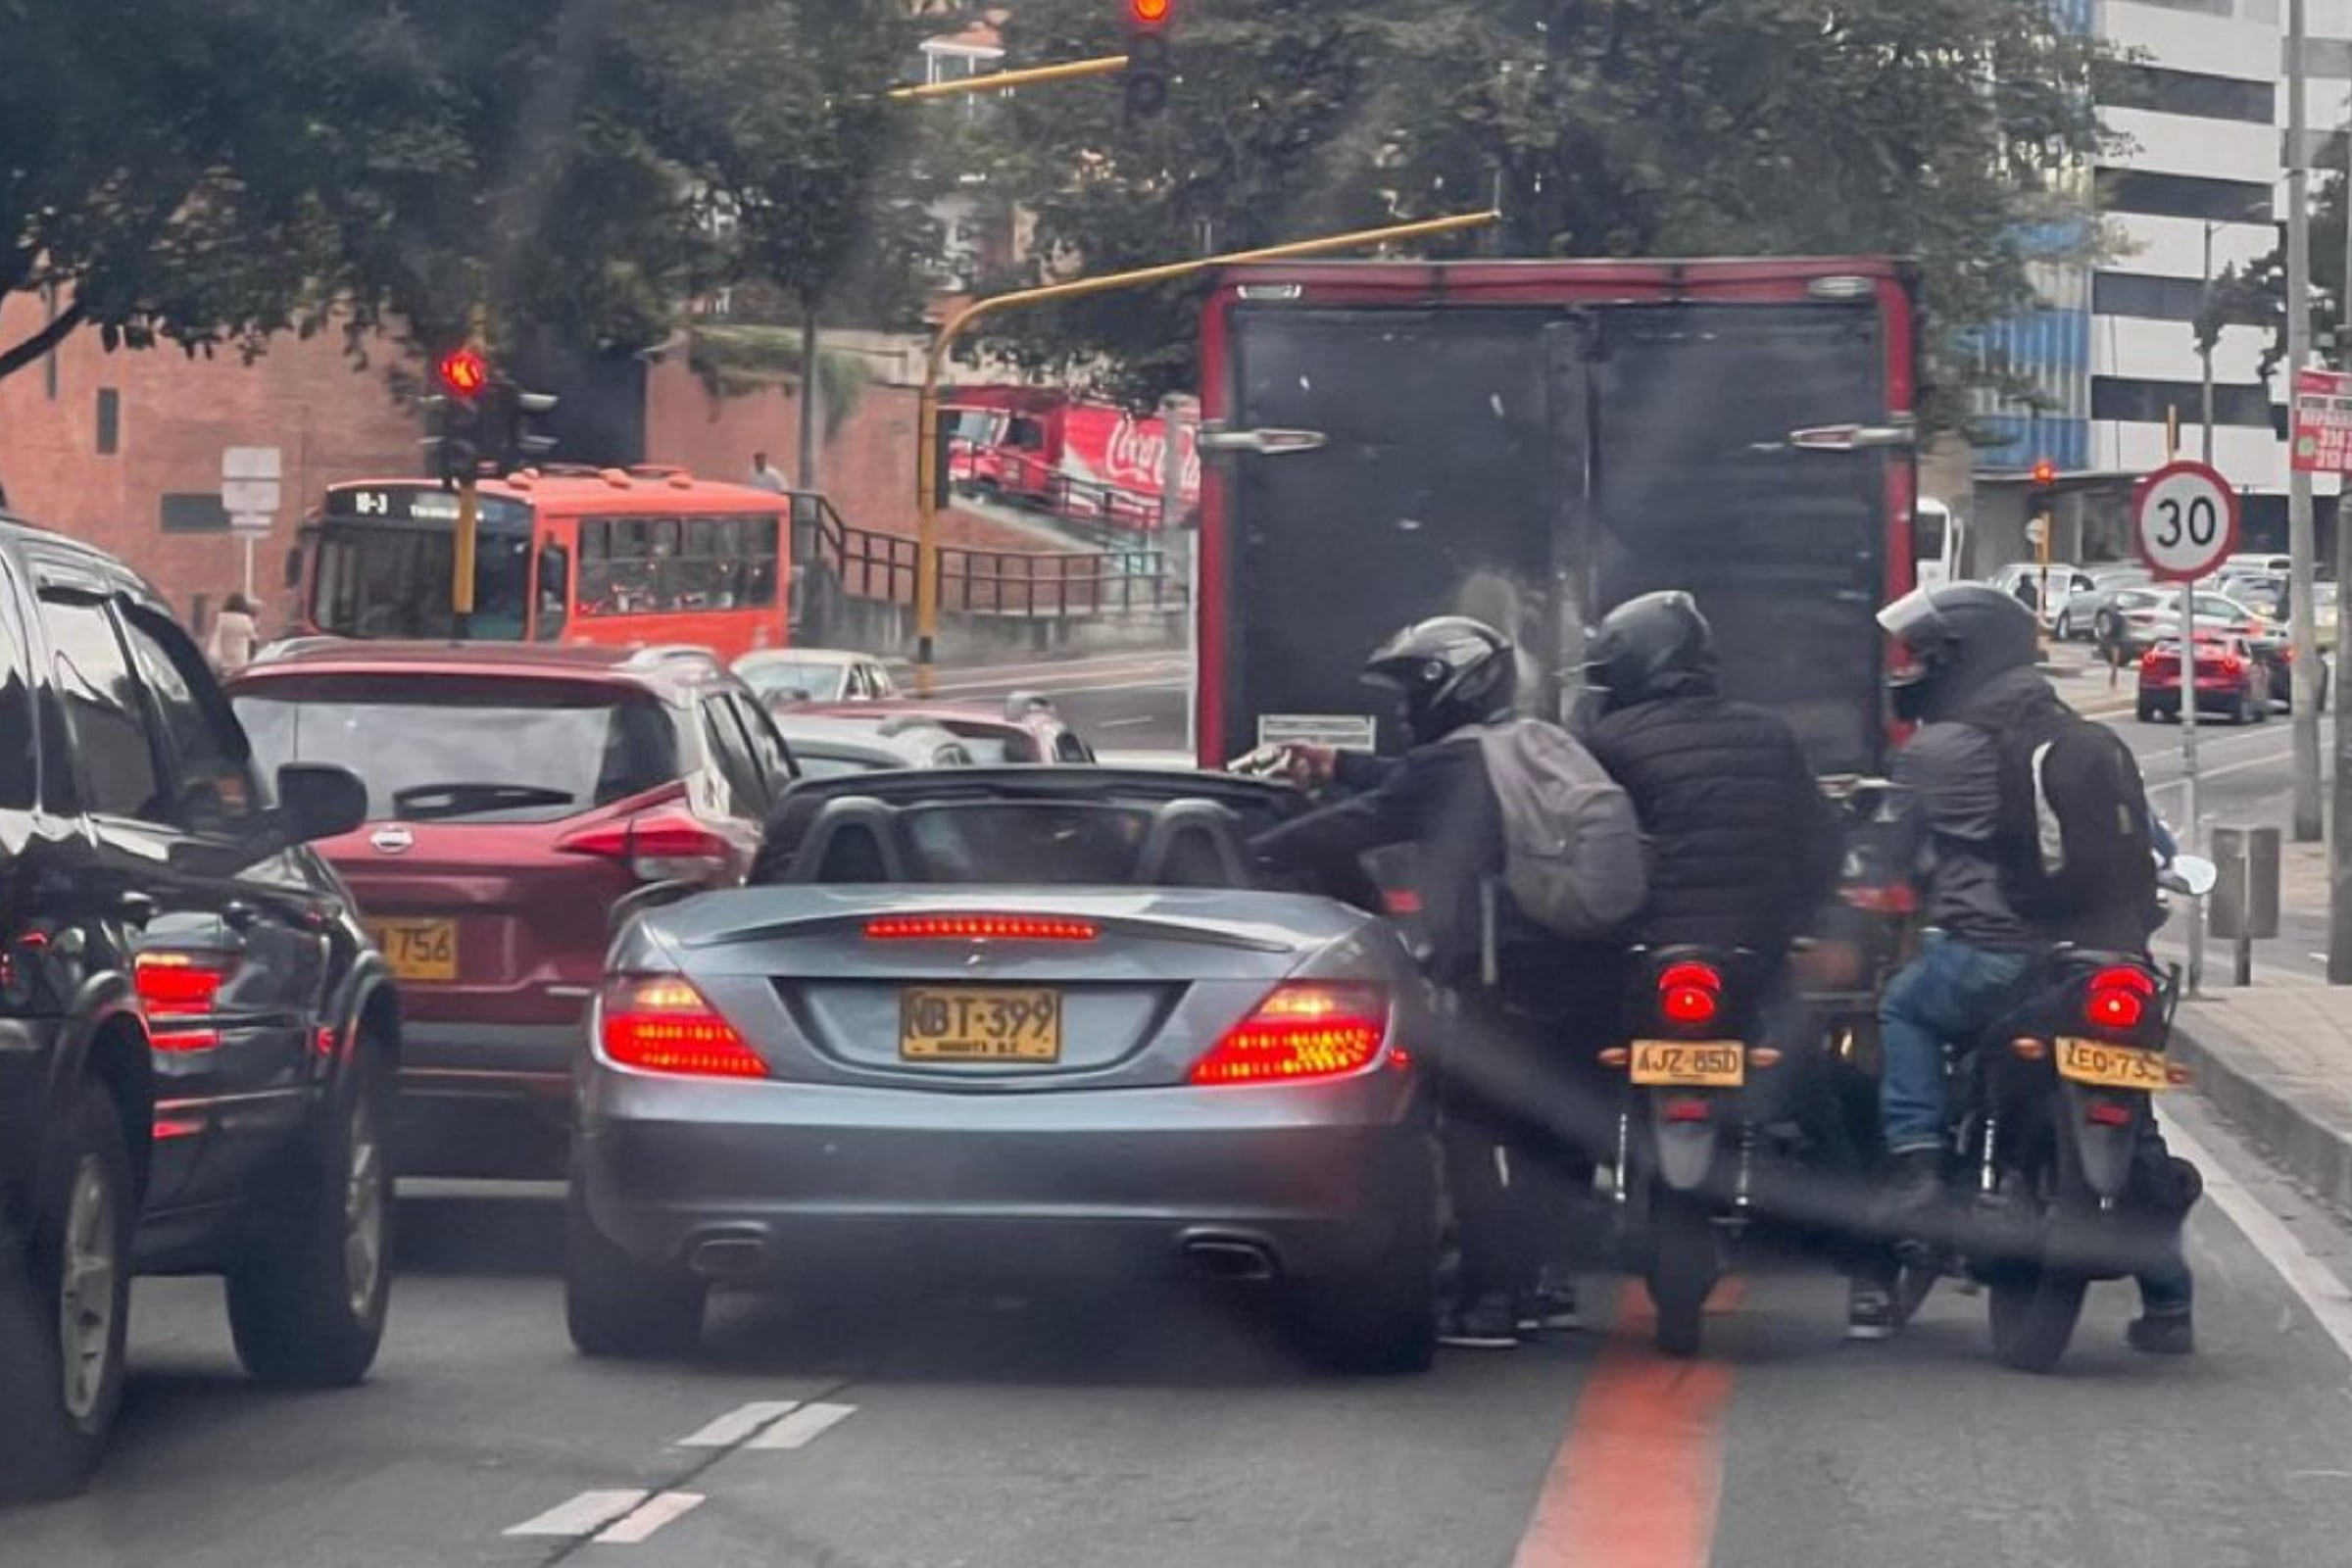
745,515,781,608
672,518,723,611
535,541,571,641
577,519,613,618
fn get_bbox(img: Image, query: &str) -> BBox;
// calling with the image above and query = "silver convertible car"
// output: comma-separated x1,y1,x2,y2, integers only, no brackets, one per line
565,768,1441,1372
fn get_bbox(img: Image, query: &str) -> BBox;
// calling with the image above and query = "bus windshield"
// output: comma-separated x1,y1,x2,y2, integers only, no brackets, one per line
309,520,535,640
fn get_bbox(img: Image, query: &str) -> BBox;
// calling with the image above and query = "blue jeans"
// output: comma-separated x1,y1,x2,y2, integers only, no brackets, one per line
1880,933,2033,1154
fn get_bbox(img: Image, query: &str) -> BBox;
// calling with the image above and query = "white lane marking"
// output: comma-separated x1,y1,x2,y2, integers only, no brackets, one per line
2148,748,2301,796
504,1490,650,1538
746,1400,857,1449
2160,1108,2352,1368
676,1400,800,1448
1098,715,1156,728
594,1492,707,1544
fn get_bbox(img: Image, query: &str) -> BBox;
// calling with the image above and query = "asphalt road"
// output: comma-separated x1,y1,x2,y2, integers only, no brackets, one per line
11,1091,2352,1567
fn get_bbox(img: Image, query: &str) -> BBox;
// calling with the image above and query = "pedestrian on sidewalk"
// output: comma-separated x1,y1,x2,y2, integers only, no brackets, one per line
749,452,791,495
207,593,260,674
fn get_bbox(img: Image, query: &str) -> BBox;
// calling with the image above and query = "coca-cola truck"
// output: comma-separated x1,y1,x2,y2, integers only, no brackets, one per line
945,388,1201,527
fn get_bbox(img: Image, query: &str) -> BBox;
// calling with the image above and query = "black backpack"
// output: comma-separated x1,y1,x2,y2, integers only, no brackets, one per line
1990,704,2157,939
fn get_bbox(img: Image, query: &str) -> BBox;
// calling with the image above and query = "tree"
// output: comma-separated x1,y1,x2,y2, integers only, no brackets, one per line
0,0,934,386
968,0,2124,421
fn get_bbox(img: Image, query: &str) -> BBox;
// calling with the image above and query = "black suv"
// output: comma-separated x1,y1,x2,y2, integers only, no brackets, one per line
0,518,391,1501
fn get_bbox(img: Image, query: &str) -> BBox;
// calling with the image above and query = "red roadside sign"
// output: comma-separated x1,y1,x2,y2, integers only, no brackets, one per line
2292,368,2352,474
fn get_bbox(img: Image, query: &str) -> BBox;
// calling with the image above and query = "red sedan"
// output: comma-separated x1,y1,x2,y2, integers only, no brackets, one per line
2137,634,2268,725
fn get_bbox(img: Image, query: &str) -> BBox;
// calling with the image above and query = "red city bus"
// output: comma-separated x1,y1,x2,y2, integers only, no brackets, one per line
289,466,795,663
1195,257,1922,779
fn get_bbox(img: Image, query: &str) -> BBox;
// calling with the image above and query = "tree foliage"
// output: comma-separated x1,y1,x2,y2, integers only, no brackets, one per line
0,0,938,385
971,0,2124,421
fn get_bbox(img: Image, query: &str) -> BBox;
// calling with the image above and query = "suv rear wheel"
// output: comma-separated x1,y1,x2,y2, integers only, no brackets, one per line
225,1045,392,1386
0,1089,134,1502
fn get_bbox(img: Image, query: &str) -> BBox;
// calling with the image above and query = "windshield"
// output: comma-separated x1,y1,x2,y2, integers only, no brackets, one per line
309,520,534,640
234,676,677,822
788,744,897,779
740,661,850,702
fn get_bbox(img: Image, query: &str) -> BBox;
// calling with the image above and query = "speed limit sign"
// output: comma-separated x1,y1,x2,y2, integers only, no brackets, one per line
2132,460,2239,581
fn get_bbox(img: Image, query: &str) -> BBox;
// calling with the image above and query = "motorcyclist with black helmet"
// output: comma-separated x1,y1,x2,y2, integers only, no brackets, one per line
1873,582,2199,1353
1253,615,1611,1350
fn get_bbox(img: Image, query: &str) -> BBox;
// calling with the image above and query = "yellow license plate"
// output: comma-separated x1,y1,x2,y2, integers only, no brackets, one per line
1630,1040,1746,1088
2056,1037,2171,1092
367,918,458,983
899,986,1062,1062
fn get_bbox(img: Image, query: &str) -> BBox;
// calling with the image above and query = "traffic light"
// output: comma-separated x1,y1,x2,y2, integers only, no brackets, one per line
1122,0,1174,122
426,348,490,489
2030,457,2057,489
479,380,561,472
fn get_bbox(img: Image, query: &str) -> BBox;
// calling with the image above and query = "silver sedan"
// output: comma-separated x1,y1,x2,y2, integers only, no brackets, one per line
565,768,1439,1373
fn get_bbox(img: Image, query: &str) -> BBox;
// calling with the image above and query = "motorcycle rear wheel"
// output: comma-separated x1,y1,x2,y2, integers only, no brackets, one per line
1647,1193,1717,1358
1985,1161,2089,1373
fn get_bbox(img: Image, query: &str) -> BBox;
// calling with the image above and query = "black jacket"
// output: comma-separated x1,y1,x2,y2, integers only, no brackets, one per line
1582,694,1840,960
1249,740,1607,1012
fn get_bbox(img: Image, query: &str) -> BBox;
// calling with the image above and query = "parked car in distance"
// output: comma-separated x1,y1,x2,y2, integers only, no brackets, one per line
0,515,390,1502
735,648,900,709
2101,586,2264,659
772,714,977,777
2138,634,2268,724
228,642,797,1179
1987,563,2094,628
2053,564,2149,641
797,692,1098,766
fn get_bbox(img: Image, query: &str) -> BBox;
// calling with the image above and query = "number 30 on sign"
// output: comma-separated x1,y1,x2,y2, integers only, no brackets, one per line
2132,460,2239,582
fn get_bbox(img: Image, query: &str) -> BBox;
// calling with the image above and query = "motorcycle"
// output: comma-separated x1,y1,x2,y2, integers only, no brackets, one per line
1604,945,1785,1356
1890,853,2217,1372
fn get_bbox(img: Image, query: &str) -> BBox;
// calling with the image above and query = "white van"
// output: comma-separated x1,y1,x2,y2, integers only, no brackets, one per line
1915,499,1965,589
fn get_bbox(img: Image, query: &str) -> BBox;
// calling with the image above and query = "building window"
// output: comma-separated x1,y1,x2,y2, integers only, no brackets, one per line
2110,65,2274,126
2091,376,2273,428
2092,272,2211,323
94,388,120,456
2095,171,2273,225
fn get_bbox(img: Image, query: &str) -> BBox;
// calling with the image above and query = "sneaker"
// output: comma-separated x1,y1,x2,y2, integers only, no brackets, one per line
1439,1292,1522,1349
2127,1307,2194,1356
1516,1278,1582,1335
1845,1282,1896,1342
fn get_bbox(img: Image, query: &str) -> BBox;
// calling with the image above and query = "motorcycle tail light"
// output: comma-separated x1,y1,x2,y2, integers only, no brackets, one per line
1662,1098,1712,1123
2083,965,2156,1032
1656,960,1723,1027
2084,1100,2132,1128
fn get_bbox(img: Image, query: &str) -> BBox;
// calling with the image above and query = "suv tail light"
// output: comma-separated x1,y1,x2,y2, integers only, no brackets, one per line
559,809,734,883
133,950,237,1053
2083,964,2156,1032
598,976,767,1078
1656,960,1723,1027
1189,982,1391,1086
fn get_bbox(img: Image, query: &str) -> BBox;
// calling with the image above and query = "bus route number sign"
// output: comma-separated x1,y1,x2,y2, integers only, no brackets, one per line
2132,461,2238,583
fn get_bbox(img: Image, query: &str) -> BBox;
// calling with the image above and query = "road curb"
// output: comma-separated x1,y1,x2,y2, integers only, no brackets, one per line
2172,1013,2352,1218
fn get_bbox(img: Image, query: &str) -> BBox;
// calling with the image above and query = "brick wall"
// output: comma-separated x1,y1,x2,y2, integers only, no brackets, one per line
0,298,1060,629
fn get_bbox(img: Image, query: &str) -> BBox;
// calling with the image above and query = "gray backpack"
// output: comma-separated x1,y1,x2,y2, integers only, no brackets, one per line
1467,717,1647,941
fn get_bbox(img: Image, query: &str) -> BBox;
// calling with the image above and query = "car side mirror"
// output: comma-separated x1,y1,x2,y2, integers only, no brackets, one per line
2162,854,2219,900
276,762,368,843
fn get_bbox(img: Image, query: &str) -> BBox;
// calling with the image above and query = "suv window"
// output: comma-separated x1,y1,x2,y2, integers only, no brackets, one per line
699,696,769,815
235,673,680,823
725,693,796,790
119,609,260,829
41,595,162,821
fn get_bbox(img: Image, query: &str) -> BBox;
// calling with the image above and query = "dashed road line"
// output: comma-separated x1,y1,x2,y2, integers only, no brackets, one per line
676,1400,802,1448
505,1490,650,1539
594,1493,707,1544
747,1401,858,1449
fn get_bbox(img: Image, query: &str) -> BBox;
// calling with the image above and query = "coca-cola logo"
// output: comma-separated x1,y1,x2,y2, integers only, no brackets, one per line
1103,417,1201,499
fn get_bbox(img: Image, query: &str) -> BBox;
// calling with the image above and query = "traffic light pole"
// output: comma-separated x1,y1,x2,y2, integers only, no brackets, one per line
451,304,488,639
908,209,1502,694
885,54,1129,101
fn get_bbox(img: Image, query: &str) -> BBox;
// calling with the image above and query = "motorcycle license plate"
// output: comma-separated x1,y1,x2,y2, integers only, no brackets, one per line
1630,1041,1745,1088
2056,1037,2171,1092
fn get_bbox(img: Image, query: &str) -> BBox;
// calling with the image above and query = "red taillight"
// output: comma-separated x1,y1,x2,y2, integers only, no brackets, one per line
1657,960,1722,1027
133,951,231,1015
862,914,1100,942
1189,982,1390,1086
598,976,766,1079
1383,888,1423,915
558,809,733,882
2217,656,2245,676
2083,965,2155,1032
2085,1101,2133,1127
1662,1098,1713,1123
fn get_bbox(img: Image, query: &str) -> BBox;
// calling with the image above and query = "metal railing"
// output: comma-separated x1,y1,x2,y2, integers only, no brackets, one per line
789,490,1185,631
945,440,1196,538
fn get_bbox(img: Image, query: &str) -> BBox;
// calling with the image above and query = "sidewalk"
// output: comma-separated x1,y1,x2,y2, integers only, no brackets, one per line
2171,976,2352,1218
2042,641,2135,719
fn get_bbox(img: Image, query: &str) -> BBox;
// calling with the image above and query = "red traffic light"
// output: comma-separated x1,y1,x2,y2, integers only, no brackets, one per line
1129,0,1170,24
2031,458,2057,487
436,347,490,400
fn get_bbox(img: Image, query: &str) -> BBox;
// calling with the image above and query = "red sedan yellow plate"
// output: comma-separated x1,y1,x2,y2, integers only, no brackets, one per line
1630,1041,1745,1088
